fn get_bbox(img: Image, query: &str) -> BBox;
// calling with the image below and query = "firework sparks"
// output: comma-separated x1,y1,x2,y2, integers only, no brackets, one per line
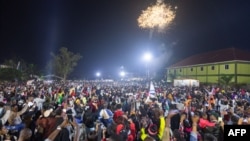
137,1,176,32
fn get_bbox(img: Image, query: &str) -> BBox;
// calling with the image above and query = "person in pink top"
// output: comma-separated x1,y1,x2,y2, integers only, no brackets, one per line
199,112,215,128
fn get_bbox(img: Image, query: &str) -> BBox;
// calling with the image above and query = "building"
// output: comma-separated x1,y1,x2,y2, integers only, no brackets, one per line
167,48,250,84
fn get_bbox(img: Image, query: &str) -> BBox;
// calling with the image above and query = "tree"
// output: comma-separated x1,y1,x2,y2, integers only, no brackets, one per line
3,59,17,69
218,74,234,88
21,63,40,80
47,47,82,81
0,68,22,81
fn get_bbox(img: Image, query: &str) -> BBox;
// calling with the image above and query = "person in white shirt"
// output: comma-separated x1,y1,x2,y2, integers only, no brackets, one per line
33,94,46,111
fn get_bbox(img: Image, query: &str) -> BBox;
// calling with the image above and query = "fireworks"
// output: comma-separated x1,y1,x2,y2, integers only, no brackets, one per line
137,1,176,32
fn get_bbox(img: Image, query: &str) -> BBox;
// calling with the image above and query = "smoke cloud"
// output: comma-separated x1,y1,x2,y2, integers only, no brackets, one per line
150,41,177,74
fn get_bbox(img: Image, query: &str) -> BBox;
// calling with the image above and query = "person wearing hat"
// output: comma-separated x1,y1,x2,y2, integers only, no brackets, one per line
140,108,165,141
98,103,113,127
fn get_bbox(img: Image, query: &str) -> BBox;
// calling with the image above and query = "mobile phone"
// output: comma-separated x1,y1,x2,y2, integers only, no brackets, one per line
218,117,222,122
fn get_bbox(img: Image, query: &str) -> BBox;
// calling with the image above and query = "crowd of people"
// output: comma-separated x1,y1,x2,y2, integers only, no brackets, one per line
0,79,249,141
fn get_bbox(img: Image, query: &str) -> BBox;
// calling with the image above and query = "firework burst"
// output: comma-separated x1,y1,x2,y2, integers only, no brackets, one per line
137,1,176,33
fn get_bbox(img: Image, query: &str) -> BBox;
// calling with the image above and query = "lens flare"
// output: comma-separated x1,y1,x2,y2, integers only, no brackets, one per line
137,1,176,32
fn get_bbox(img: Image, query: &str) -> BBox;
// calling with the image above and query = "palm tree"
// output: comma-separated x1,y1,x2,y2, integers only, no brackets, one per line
218,74,234,88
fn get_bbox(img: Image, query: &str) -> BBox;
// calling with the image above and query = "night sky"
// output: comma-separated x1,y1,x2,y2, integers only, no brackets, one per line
1,0,250,79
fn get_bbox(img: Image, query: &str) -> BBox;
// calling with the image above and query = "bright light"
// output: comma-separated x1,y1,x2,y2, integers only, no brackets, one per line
120,71,125,77
96,72,101,77
143,52,152,62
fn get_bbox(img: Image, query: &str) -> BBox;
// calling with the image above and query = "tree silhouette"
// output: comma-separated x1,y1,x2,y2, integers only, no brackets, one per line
218,74,234,88
47,47,82,81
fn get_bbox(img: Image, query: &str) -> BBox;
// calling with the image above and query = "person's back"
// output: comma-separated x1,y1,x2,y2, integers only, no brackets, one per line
36,116,57,139
83,109,95,128
18,128,32,141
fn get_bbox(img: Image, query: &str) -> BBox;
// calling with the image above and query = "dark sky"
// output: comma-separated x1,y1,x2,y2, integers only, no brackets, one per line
1,0,250,79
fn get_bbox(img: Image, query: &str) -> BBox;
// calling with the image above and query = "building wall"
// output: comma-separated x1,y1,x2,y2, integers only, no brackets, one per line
237,62,250,84
237,76,250,84
197,65,207,75
237,63,250,74
207,64,219,75
167,61,250,84
219,63,235,74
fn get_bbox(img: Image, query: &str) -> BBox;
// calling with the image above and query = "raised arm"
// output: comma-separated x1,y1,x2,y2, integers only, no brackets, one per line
17,104,28,116
1,109,11,125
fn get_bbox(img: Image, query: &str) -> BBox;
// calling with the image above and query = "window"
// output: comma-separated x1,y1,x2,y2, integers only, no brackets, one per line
191,68,193,71
201,67,203,71
211,66,215,70
225,64,229,70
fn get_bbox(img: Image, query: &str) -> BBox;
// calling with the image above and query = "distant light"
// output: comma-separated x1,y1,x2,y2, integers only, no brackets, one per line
96,72,101,77
120,71,125,77
143,52,152,62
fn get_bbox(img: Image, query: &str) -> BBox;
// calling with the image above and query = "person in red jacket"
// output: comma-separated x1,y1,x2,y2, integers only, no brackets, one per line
113,104,124,123
115,116,136,141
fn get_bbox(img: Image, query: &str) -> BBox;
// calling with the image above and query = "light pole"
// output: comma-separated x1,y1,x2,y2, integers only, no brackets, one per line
143,52,152,80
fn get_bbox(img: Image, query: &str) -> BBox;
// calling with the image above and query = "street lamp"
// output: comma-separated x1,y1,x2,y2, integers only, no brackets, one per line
143,52,152,62
143,52,152,80
96,72,101,78
120,71,125,77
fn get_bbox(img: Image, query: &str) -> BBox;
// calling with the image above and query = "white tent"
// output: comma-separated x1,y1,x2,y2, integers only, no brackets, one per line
149,81,155,95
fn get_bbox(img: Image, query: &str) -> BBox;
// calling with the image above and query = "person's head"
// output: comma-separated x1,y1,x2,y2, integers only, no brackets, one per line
203,133,217,141
0,102,4,108
11,104,18,112
19,128,32,141
87,130,98,141
181,112,187,120
27,95,34,102
116,104,122,110
107,134,125,141
172,129,185,141
0,125,8,135
153,107,162,119
209,112,218,121
92,96,98,103
202,112,208,119
52,107,62,116
144,136,155,141
103,103,108,109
